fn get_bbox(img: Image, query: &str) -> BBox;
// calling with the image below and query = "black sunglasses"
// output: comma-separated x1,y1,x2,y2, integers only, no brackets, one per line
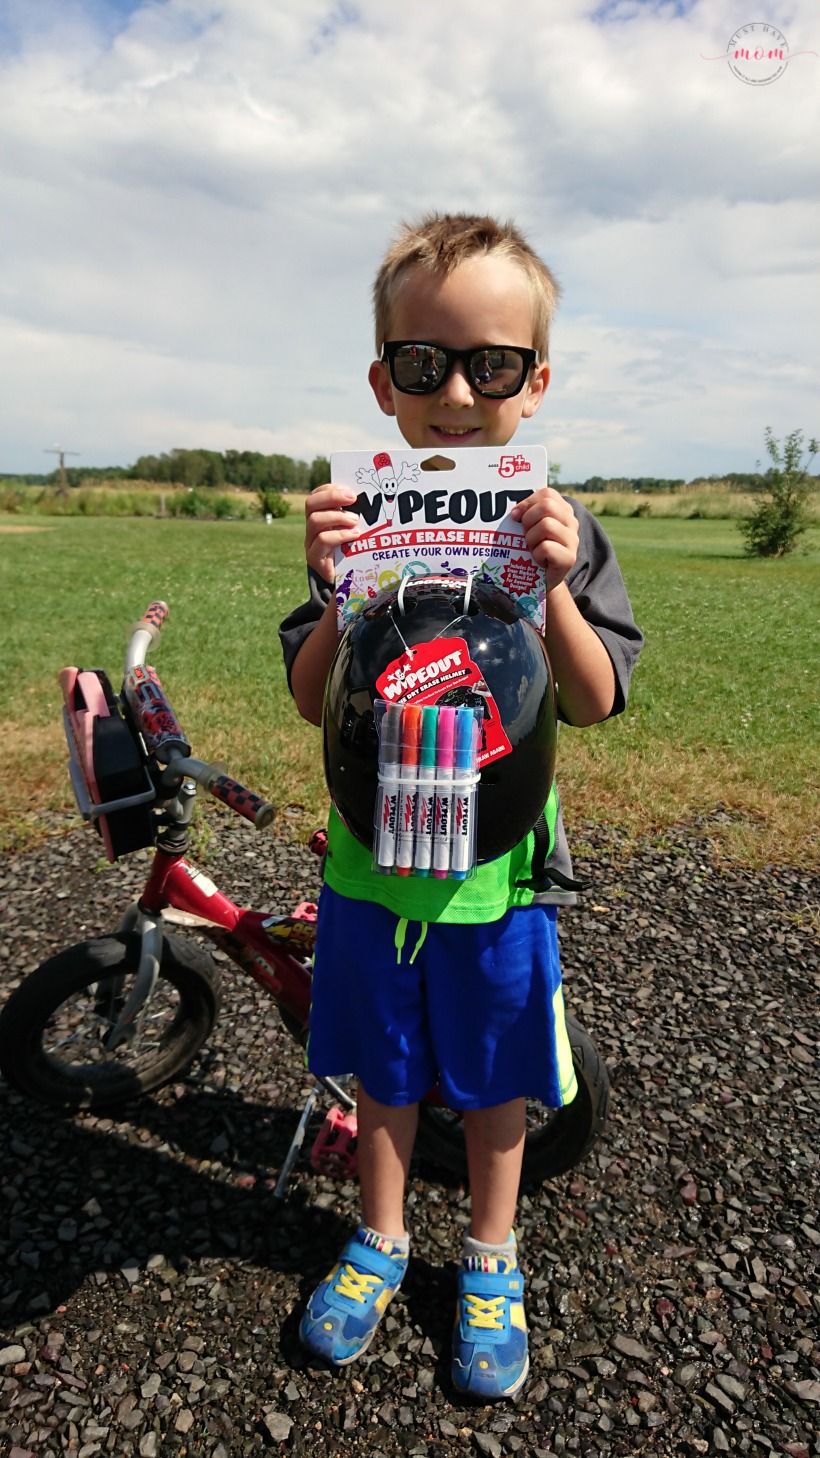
381,341,538,399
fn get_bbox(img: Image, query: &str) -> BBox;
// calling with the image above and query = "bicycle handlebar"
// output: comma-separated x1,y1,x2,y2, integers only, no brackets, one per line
123,602,275,831
125,601,169,673
192,763,276,829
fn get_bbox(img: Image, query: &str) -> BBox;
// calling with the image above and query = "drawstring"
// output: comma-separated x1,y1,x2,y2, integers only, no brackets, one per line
394,918,429,965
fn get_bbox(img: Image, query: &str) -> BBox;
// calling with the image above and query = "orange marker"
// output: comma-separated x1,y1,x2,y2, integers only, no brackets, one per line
395,704,422,876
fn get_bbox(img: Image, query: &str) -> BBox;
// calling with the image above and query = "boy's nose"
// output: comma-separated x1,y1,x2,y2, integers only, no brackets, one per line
439,362,475,407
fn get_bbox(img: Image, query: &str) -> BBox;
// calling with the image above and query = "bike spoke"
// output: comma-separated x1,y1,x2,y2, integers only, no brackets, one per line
40,978,182,1072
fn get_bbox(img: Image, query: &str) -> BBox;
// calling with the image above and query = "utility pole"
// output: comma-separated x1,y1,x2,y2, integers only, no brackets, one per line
44,445,80,498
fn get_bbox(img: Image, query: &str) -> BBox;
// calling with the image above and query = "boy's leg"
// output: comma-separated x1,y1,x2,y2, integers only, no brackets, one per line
461,1098,525,1243
299,1089,416,1365
453,1098,529,1400
357,1083,418,1238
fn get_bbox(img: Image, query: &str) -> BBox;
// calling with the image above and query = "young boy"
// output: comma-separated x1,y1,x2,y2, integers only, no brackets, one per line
279,213,643,1400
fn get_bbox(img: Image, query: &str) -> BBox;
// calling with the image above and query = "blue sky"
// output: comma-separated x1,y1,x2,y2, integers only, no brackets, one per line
1,0,817,480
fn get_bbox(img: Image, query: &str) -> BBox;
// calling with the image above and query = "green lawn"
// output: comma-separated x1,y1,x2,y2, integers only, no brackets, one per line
1,515,818,866
572,518,820,864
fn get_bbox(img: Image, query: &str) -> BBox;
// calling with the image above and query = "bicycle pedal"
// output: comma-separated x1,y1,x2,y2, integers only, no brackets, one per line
310,1104,358,1178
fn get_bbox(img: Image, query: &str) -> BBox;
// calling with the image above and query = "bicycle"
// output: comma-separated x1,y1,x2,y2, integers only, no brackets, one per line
0,601,610,1195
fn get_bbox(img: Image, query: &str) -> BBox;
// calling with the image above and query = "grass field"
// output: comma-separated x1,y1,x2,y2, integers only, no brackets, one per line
1,515,818,867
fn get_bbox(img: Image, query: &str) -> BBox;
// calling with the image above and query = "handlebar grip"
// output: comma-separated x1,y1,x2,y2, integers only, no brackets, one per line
129,601,169,646
207,773,276,829
139,601,169,633
122,664,190,760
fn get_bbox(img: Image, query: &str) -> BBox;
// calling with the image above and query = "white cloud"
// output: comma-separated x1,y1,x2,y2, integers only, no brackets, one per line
1,0,818,479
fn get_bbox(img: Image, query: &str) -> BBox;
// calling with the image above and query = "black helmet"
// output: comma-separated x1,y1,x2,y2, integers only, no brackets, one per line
323,575,557,861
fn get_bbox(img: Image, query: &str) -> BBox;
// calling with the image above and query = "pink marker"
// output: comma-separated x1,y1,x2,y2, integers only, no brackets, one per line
433,707,456,879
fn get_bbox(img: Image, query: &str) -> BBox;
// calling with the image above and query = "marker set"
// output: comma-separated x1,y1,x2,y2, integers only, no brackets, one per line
373,700,480,881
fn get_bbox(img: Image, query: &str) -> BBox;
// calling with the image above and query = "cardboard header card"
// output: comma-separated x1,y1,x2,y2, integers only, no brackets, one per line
331,446,548,632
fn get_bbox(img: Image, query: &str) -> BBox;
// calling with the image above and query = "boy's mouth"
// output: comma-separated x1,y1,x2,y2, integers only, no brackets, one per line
431,425,480,439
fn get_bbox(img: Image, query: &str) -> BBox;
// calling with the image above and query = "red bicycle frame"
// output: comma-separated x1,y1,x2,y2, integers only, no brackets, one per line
140,847,317,1031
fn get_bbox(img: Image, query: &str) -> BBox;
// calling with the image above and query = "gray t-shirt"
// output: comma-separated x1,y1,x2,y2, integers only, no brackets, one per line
278,496,643,903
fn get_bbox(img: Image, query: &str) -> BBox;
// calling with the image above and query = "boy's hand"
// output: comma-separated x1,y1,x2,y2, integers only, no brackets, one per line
510,488,579,592
305,484,361,585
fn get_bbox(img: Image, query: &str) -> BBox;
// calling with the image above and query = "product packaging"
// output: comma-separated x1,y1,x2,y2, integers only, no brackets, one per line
372,699,480,881
331,445,548,631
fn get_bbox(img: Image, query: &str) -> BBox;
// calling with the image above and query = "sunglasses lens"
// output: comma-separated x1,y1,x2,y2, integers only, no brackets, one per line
390,345,448,393
470,349,526,396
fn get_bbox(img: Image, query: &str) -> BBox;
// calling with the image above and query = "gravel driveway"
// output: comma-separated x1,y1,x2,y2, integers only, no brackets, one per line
1,810,818,1458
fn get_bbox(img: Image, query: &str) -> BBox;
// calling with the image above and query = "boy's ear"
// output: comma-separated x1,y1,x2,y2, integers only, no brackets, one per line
521,360,551,420
368,359,396,418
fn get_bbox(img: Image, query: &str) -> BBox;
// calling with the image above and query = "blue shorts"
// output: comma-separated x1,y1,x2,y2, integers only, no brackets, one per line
307,887,577,1110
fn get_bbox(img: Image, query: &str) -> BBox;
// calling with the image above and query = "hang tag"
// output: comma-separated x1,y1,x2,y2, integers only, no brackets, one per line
375,638,512,765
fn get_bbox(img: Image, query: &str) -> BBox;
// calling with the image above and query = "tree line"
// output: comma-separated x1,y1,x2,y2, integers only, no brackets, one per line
4,452,816,501
2,449,332,494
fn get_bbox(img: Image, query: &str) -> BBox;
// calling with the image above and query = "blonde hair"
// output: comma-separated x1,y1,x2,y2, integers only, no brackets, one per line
373,212,561,360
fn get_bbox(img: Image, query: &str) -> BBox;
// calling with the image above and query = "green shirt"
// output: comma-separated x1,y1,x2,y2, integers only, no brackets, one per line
323,783,559,925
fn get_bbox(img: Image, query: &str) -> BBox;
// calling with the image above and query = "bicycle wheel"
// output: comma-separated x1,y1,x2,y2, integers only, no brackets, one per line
0,933,222,1113
415,1014,610,1188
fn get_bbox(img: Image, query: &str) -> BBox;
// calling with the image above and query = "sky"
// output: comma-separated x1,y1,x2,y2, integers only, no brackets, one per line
1,0,818,482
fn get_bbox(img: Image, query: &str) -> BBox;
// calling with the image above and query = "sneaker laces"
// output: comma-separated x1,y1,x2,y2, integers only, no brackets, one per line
463,1292,507,1330
333,1264,382,1303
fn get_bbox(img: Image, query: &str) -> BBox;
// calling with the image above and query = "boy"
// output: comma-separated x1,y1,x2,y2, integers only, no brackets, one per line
279,213,643,1400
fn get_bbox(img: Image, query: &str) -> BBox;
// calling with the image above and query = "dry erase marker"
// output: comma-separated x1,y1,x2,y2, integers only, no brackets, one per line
375,704,402,873
451,708,478,880
433,706,456,879
414,706,438,876
396,704,421,876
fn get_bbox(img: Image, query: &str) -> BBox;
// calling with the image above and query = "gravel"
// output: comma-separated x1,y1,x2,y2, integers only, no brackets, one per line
1,807,818,1457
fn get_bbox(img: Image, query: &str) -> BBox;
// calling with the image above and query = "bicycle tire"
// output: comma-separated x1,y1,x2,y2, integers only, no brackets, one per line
0,933,222,1113
415,1014,610,1188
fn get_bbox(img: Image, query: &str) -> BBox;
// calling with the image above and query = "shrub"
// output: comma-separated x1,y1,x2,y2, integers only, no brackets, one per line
257,488,289,519
739,428,818,558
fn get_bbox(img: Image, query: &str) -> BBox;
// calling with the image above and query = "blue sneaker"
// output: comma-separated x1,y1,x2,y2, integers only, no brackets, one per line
451,1245,529,1400
299,1227,409,1366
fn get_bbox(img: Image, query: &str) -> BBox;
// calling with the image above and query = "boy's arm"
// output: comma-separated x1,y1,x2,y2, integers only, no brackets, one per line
543,582,616,727
280,483,361,726
511,488,642,727
289,597,340,726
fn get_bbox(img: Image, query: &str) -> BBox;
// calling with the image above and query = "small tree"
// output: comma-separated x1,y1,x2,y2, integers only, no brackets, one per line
548,460,562,489
739,428,818,558
257,486,288,519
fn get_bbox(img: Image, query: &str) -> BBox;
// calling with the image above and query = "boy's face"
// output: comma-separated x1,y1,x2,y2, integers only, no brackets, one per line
368,255,550,450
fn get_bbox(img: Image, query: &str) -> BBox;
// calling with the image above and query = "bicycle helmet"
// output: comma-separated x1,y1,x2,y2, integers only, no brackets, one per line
323,574,557,861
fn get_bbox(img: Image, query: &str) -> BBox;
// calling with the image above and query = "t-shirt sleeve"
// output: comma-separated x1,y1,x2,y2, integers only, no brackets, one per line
563,497,644,718
278,567,334,695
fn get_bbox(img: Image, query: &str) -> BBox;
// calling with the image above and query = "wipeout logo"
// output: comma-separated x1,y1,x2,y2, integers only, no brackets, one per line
380,646,465,702
382,791,397,833
354,484,531,529
417,793,433,835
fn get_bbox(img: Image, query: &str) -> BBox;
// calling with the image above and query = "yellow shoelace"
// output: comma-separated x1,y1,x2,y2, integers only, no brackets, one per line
464,1293,506,1330
333,1264,382,1303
